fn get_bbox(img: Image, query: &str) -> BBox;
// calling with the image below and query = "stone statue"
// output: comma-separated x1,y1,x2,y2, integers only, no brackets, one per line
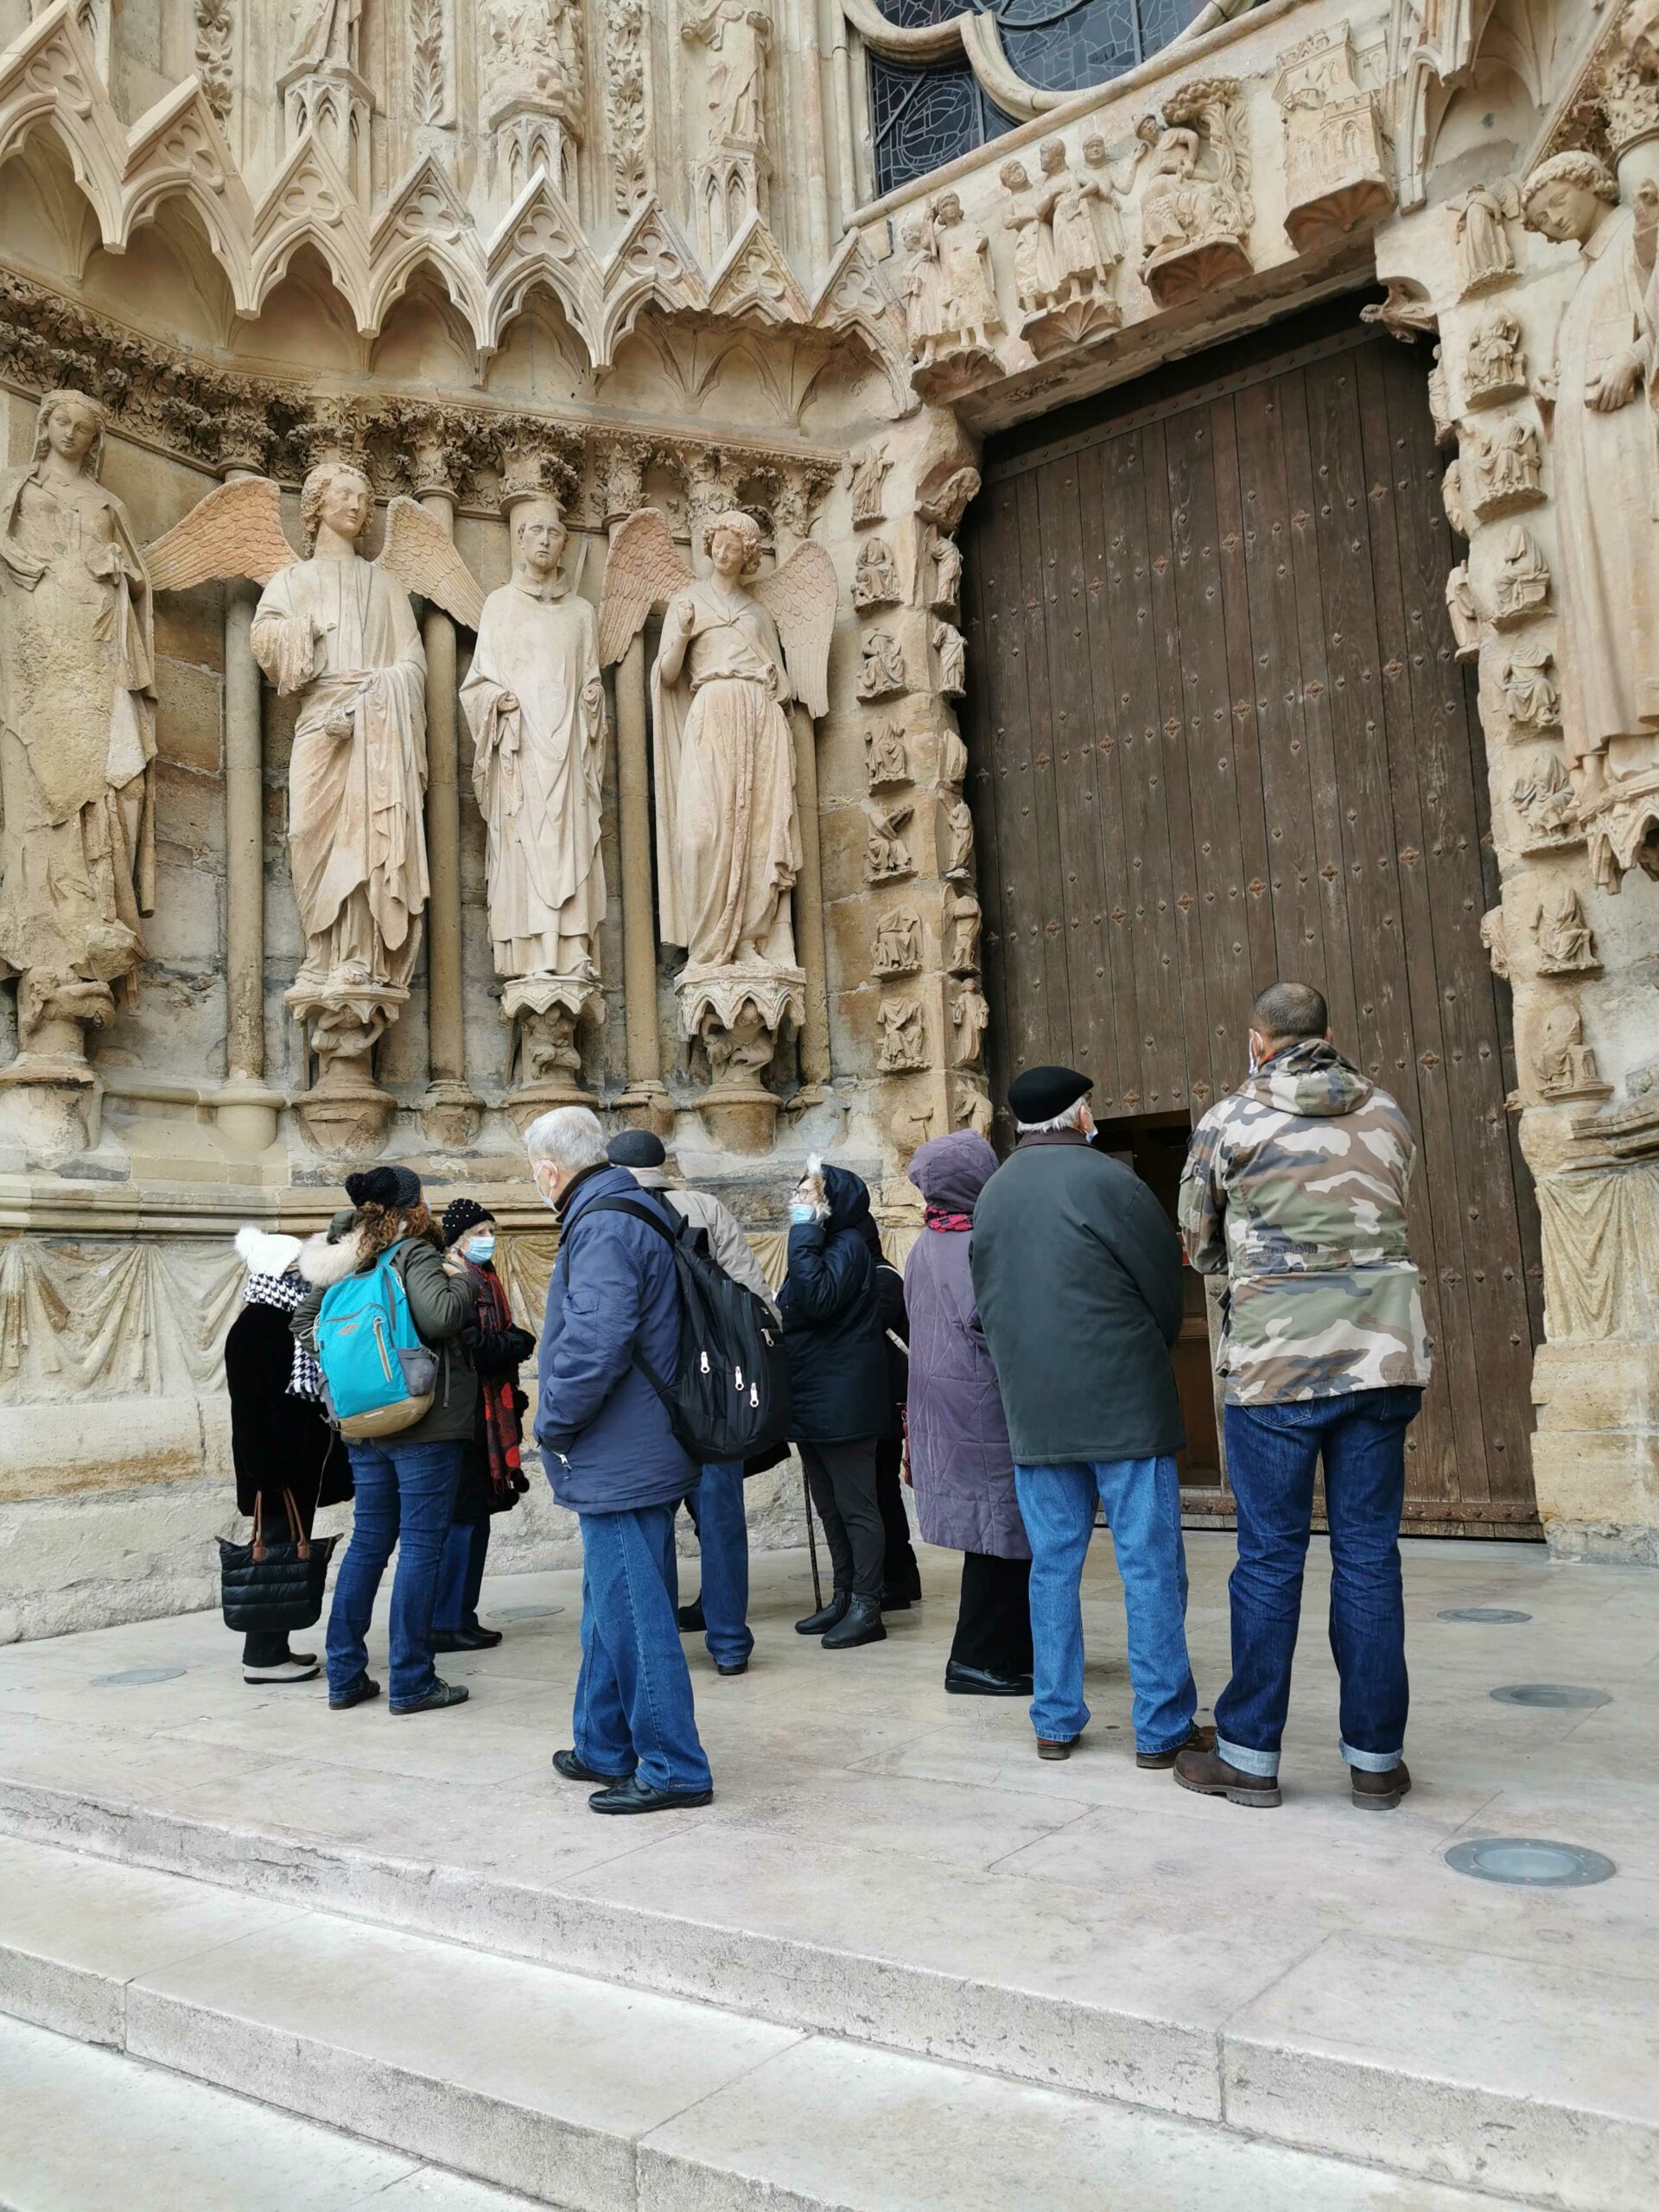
1443,459,1467,538
1453,183,1516,295
849,443,891,529
1465,309,1526,404
1537,999,1608,1099
1466,416,1542,517
1510,753,1581,849
900,213,944,371
910,191,1003,396
866,802,912,881
940,796,975,877
482,0,582,114
930,534,963,614
1480,905,1510,982
1502,644,1560,734
873,908,920,976
878,995,926,1072
858,627,906,700
0,390,155,1071
1001,161,1052,328
1137,81,1252,306
853,537,902,610
289,0,361,70
950,984,989,1068
1494,525,1550,625
683,0,770,150
932,620,967,697
1037,136,1120,306
461,497,606,986
1531,880,1599,974
1446,563,1480,660
944,887,982,974
865,723,909,789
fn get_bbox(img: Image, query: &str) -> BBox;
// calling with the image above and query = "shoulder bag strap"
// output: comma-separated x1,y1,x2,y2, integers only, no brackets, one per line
569,1197,680,1410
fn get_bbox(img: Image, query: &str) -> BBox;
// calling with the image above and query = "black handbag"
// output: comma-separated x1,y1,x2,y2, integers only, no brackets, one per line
219,1490,336,1634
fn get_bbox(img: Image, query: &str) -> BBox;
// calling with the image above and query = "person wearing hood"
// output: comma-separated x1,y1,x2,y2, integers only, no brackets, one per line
1173,983,1431,1813
904,1133,1031,1696
225,1226,353,1685
530,1107,713,1813
606,1130,775,1679
292,1166,478,1718
431,1198,537,1655
779,1157,891,1650
971,1066,1205,1769
870,1232,924,1612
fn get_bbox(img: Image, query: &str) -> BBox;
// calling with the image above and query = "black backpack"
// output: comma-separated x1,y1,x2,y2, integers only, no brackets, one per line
584,1197,791,1465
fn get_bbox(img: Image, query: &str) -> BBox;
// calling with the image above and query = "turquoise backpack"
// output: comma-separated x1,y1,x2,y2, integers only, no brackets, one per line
314,1243,438,1440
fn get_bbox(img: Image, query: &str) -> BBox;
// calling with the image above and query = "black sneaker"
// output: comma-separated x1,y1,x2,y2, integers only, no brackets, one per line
328,1675,381,1712
390,1679,470,1716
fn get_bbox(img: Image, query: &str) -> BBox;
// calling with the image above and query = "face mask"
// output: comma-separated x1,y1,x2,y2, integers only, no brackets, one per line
789,1202,817,1225
534,1168,559,1212
1247,1036,1262,1075
466,1233,495,1263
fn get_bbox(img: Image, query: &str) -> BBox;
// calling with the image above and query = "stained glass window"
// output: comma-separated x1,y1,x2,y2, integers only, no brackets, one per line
868,0,1197,199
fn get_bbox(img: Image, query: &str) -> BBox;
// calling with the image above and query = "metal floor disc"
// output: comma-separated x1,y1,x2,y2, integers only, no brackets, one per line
1490,1682,1610,1709
1446,1837,1616,1888
1437,1607,1532,1624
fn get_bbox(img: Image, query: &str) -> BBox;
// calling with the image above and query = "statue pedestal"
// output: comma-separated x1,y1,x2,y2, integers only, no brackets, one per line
285,981,405,1159
501,975,601,1138
0,1054,101,1165
614,1080,676,1139
679,967,803,1155
420,1077,485,1151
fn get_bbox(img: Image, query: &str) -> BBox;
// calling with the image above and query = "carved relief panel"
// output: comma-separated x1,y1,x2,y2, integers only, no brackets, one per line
1274,26,1392,251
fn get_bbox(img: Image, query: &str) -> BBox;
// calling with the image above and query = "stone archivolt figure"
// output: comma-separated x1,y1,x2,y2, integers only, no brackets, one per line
1453,183,1516,295
1001,160,1053,324
1531,880,1599,974
461,497,605,984
900,213,944,368
683,0,770,151
931,190,1003,359
1037,136,1118,303
0,390,156,1061
1141,125,1205,257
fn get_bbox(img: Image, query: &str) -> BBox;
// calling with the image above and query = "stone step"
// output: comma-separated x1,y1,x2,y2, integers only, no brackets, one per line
0,1834,1541,2212
0,1779,1650,2212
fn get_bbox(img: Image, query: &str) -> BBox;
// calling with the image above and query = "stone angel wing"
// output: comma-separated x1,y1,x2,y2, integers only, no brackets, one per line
596,508,694,668
377,496,485,630
141,476,298,592
754,540,837,718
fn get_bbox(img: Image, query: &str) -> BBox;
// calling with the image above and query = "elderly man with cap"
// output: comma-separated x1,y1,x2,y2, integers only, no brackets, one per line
607,1130,778,1676
971,1067,1208,1765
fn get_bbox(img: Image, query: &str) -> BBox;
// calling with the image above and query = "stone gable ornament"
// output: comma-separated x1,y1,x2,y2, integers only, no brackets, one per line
1492,525,1551,627
0,391,156,1159
873,907,921,976
853,537,902,610
598,503,835,1148
1531,880,1601,975
1274,25,1393,251
143,465,485,1154
1463,310,1528,408
865,723,910,790
1137,79,1254,309
858,626,906,701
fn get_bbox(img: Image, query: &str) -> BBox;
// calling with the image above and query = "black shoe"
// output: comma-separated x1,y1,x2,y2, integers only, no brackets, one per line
433,1625,503,1652
715,1659,748,1677
390,1679,470,1716
796,1591,850,1636
945,1661,1033,1698
880,1590,912,1613
823,1596,886,1649
677,1599,706,1632
588,1773,713,1815
328,1675,381,1711
553,1747,632,1784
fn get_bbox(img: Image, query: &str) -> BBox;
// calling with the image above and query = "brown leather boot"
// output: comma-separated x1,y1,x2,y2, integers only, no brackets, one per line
1137,1723,1217,1771
1350,1760,1411,1811
1036,1733,1080,1760
1173,1743,1281,1808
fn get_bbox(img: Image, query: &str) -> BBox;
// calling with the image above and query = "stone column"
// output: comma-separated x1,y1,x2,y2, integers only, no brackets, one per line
613,630,673,1134
416,460,483,1148
778,476,834,1096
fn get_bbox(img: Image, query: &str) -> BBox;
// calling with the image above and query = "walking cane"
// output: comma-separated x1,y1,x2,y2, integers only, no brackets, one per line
803,1462,823,1611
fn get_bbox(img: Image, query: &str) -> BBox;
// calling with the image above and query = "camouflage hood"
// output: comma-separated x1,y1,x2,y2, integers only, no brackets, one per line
1240,1037,1373,1120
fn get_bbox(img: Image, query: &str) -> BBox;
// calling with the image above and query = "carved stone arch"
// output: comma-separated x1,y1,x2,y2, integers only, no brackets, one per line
707,212,812,328
115,83,256,312
810,231,912,416
482,170,603,363
367,156,489,345
249,133,372,332
0,3,126,247
597,194,707,367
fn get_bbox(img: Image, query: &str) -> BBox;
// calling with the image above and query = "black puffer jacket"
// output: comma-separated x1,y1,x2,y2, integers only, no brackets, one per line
779,1165,891,1444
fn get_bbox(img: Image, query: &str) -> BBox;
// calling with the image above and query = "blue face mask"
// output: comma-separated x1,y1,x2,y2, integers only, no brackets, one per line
466,1233,495,1263
789,1202,817,1225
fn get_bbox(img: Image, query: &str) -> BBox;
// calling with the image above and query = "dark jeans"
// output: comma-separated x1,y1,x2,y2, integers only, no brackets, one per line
435,1516,491,1633
800,1438,885,1603
242,1488,317,1668
1214,1385,1422,1779
876,1436,922,1599
574,1502,712,1795
326,1439,462,1708
677,1464,754,1669
950,1551,1033,1678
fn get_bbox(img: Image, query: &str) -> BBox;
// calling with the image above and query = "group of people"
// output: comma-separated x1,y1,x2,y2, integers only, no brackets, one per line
224,977,1432,1820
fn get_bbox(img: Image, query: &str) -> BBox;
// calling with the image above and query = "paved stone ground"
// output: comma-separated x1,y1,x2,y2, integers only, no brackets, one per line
0,1529,1655,2209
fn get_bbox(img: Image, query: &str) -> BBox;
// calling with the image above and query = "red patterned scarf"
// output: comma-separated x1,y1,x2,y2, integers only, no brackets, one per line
924,1205,974,1233
465,1258,524,1501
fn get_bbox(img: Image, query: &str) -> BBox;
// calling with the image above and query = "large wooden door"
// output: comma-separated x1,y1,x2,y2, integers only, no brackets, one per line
960,306,1543,1536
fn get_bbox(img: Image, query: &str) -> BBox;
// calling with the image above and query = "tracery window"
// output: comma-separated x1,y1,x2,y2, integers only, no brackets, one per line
868,0,1197,199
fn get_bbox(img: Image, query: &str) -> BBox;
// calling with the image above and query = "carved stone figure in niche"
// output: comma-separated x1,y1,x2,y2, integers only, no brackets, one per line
950,984,990,1068
1466,416,1543,518
1531,880,1600,975
1502,643,1560,735
940,795,975,878
1536,1000,1610,1100
944,888,982,975
1427,346,1455,447
461,498,605,988
1510,753,1582,849
952,1080,995,1138
878,995,927,1073
1442,458,1467,538
907,193,1003,398
853,537,902,610
1452,183,1516,296
930,533,963,614
1137,79,1253,308
865,723,909,789
866,802,913,882
899,214,944,372
1001,160,1052,328
0,391,155,1074
873,907,920,976
1015,135,1123,353
849,443,891,529
939,725,969,786
482,0,583,117
858,627,906,700
1493,525,1550,626
932,620,966,698
1523,149,1659,886
1274,26,1392,251
683,0,770,151
1446,563,1480,660
1464,310,1527,407
289,0,361,70
1479,906,1510,982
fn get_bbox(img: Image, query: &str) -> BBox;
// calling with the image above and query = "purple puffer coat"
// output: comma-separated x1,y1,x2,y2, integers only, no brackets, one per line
902,1132,1028,1560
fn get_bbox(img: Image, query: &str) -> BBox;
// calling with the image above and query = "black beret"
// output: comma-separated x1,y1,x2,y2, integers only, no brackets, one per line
1007,1065,1092,1125
607,1129,667,1169
344,1164,423,1211
442,1197,495,1245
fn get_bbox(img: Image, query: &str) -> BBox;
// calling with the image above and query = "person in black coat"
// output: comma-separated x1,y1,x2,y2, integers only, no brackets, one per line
779,1158,889,1650
432,1198,536,1654
225,1226,351,1685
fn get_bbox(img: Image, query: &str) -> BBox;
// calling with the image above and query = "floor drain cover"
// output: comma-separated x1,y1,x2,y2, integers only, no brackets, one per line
1491,1682,1611,1709
90,1667,185,1687
1446,1838,1616,1888
492,1605,564,1621
1437,1607,1532,1623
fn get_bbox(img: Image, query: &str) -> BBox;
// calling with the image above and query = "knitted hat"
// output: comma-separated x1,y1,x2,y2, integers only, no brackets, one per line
343,1164,423,1211
606,1129,667,1169
1007,1065,1091,1125
442,1196,496,1246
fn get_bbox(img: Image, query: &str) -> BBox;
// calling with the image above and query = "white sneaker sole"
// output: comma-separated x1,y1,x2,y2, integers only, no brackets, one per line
242,1664,321,1685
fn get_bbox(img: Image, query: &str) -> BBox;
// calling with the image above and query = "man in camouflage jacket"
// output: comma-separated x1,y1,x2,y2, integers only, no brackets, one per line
1172,982,1431,1814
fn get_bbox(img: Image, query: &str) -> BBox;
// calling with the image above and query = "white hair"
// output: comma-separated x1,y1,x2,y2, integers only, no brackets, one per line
523,1105,607,1173
1015,1097,1092,1137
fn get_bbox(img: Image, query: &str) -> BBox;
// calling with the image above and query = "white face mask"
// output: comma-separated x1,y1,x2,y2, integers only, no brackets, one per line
465,1233,495,1263
534,1166,559,1212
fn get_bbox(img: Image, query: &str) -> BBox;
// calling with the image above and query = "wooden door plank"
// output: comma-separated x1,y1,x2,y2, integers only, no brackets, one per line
1014,470,1076,1059
1071,441,1133,1108
961,503,1014,1128
1208,396,1280,1013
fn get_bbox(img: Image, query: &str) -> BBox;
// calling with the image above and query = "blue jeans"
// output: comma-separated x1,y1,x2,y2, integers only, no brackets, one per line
327,1440,461,1708
1214,1386,1422,1778
435,1516,491,1633
1014,1458,1197,1755
574,1502,713,1795
680,1463,753,1669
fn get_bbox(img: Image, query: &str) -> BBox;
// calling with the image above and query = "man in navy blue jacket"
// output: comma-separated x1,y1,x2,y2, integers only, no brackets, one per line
526,1105,713,1813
